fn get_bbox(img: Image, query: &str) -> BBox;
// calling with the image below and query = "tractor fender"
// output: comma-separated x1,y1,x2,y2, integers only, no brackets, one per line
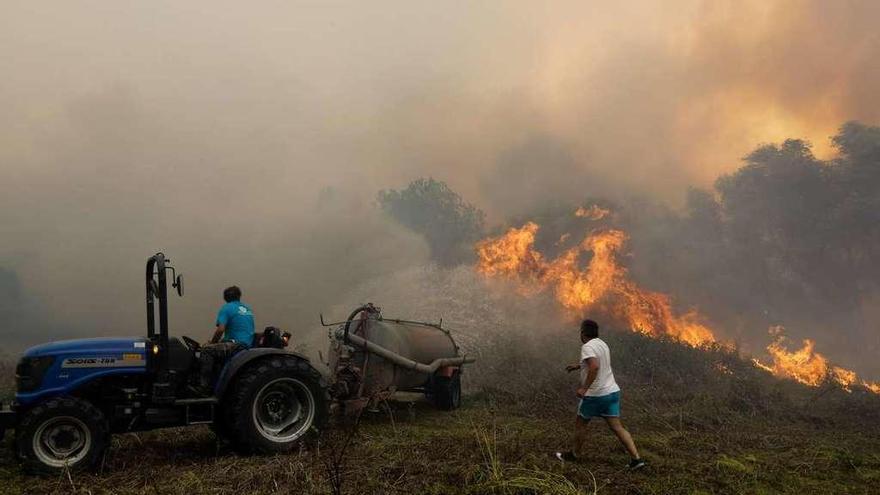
213,348,327,398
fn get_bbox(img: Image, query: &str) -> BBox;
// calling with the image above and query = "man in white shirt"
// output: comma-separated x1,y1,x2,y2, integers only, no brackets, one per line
555,319,645,469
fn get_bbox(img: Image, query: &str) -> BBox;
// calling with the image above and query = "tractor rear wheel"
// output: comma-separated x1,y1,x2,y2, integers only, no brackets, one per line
15,397,109,475
432,370,462,411
224,355,327,454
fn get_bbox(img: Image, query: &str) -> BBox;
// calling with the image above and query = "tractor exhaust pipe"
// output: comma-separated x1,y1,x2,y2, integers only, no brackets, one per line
335,328,475,374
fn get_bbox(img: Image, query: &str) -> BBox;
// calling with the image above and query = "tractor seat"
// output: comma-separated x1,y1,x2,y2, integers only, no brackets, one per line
166,337,197,372
253,326,290,349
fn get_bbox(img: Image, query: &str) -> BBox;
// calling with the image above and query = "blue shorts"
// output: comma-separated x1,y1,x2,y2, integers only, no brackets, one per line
577,391,621,419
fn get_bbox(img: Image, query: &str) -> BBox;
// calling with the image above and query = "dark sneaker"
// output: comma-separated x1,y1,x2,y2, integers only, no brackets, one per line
555,451,579,462
627,458,647,470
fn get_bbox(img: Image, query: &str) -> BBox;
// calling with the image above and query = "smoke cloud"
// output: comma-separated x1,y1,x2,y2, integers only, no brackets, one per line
1,1,878,380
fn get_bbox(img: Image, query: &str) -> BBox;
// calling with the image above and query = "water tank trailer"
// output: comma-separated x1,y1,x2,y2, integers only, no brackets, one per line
323,304,474,413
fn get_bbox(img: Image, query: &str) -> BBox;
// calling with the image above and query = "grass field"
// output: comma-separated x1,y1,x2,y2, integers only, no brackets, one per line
1,329,878,494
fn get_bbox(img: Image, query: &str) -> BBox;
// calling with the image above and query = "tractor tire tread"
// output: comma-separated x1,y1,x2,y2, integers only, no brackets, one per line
15,396,109,475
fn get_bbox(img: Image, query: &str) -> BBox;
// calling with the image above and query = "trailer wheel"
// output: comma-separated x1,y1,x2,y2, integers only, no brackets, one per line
15,397,109,475
224,356,327,454
432,371,462,411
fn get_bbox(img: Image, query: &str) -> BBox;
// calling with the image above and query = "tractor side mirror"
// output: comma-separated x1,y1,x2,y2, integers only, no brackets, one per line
173,274,184,297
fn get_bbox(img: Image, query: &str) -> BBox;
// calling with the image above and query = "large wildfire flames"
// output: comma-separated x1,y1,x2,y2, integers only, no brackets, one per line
475,209,880,394
476,222,714,346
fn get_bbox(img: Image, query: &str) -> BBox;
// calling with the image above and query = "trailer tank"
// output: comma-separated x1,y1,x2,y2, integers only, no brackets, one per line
326,304,473,411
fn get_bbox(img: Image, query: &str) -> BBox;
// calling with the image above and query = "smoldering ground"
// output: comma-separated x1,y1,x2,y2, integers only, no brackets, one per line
1,1,879,381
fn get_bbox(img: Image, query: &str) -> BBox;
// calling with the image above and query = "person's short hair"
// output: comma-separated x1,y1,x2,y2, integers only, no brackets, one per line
223,286,242,302
580,319,599,338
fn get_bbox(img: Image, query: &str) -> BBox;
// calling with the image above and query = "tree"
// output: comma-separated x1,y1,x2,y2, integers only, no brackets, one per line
377,178,486,266
630,123,880,350
829,121,880,286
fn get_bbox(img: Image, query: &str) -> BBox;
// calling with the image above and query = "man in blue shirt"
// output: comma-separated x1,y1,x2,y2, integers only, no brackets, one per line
198,286,255,392
209,285,255,347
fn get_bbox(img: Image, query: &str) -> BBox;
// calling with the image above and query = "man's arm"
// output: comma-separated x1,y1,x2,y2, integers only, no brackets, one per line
211,305,230,344
577,357,599,397
210,324,225,344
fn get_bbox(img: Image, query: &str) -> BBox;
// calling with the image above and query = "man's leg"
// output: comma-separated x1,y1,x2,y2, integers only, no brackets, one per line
198,342,241,391
603,417,640,459
572,415,590,458
198,344,220,391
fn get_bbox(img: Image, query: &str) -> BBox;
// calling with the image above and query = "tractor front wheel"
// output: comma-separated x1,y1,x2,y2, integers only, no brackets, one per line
15,397,109,475
224,356,327,454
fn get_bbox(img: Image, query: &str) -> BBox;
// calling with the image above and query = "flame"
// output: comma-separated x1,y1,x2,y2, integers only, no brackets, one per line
832,367,857,392
753,327,872,393
476,219,716,346
574,205,611,220
758,332,829,387
475,222,544,282
555,233,571,246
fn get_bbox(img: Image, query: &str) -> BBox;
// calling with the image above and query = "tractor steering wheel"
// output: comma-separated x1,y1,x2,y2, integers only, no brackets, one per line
181,335,201,351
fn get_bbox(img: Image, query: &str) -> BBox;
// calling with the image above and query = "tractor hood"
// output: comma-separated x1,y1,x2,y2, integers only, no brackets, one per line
23,337,148,357
17,337,150,406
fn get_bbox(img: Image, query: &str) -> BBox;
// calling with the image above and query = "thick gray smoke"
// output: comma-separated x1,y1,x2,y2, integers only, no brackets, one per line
1,1,879,382
0,268,72,352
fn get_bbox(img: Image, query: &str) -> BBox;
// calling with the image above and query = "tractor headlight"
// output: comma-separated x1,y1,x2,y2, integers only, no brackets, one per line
15,356,55,392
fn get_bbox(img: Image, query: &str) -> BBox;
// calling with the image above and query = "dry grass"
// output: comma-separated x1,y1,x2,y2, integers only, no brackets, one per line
1,328,879,494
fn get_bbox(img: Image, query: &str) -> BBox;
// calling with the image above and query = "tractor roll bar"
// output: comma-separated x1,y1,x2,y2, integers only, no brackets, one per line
146,252,169,352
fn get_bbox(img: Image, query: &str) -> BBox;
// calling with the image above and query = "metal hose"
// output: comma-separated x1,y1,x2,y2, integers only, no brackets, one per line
342,304,378,344
337,328,475,374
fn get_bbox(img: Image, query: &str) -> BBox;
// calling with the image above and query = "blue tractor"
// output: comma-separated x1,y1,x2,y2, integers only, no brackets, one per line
0,253,328,474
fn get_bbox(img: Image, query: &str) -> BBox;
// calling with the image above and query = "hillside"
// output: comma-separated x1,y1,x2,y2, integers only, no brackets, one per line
1,328,878,494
